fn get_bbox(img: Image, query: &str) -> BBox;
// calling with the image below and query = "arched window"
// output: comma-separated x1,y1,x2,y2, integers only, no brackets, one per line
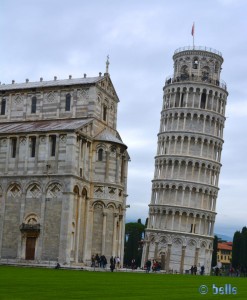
11,137,17,158
200,91,207,109
103,105,107,121
65,94,71,111
98,148,103,161
31,96,37,113
30,136,36,157
1,99,6,115
50,135,56,156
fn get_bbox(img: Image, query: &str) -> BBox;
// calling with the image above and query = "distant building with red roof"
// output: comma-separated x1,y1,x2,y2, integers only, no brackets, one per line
217,242,232,268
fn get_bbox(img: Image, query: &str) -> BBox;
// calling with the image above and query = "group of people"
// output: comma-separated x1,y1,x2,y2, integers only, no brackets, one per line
91,254,120,272
91,254,107,268
144,259,161,273
190,265,205,275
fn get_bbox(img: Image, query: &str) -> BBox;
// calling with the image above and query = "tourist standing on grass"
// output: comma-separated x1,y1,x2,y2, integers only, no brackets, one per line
215,267,220,276
146,259,151,273
95,254,100,267
101,255,107,268
200,266,204,275
115,256,120,269
131,258,136,270
190,266,194,274
110,256,115,272
193,265,197,275
91,255,95,268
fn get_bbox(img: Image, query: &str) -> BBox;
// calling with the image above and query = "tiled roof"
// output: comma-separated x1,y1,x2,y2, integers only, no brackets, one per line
0,118,92,134
218,242,232,251
0,76,103,91
95,128,127,147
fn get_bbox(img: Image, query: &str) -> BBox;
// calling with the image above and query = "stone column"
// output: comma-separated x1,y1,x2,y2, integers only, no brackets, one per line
83,198,92,263
204,92,208,109
117,215,123,258
115,153,120,183
187,137,191,155
142,241,150,267
74,195,82,263
34,134,39,171
194,247,200,267
101,211,107,254
59,191,74,264
24,135,29,174
181,188,185,206
36,180,47,261
180,245,186,274
112,213,118,257
185,91,189,107
14,137,20,174
171,212,175,230
166,244,172,273
178,212,182,231
198,216,202,235
154,241,159,260
202,115,206,133
17,191,26,259
192,92,195,108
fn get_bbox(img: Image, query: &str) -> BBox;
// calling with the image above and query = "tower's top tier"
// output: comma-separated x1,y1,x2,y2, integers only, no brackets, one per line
172,46,224,83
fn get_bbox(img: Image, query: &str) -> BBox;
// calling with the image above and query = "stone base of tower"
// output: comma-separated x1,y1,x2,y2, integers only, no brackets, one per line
141,230,213,275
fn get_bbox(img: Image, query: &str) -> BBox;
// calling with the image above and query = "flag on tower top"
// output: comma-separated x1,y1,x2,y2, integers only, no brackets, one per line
191,23,195,36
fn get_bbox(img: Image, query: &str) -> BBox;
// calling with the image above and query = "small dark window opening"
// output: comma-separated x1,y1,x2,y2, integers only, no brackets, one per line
1,99,6,115
50,135,56,157
103,105,107,121
80,168,82,177
30,137,36,157
31,96,37,113
200,92,206,109
65,94,71,111
98,149,103,161
181,93,185,107
11,138,17,158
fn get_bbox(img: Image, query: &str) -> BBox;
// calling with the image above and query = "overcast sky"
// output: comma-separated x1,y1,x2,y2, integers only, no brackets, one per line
1,0,246,238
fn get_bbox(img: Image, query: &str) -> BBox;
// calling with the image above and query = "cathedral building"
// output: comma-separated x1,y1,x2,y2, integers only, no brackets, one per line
142,46,228,274
0,62,129,266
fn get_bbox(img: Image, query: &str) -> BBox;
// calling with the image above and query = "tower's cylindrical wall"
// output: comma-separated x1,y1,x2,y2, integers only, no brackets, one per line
142,47,228,274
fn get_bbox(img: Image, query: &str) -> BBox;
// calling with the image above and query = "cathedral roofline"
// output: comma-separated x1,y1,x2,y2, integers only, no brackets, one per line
0,118,93,134
0,75,105,91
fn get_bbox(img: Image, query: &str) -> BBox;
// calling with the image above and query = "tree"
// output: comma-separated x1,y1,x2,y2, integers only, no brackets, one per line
124,220,145,268
232,230,242,269
211,235,218,267
240,227,247,269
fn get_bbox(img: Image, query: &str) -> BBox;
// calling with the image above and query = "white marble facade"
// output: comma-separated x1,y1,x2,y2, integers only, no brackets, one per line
142,47,228,274
0,72,129,266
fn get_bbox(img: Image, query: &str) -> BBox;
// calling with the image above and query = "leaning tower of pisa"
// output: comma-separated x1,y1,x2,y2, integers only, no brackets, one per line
142,46,228,274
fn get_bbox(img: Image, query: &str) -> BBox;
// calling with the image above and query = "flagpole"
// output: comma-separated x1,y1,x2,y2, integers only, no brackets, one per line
192,22,195,49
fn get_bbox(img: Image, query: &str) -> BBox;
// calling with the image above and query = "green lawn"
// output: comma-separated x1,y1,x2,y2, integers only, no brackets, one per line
0,266,246,300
